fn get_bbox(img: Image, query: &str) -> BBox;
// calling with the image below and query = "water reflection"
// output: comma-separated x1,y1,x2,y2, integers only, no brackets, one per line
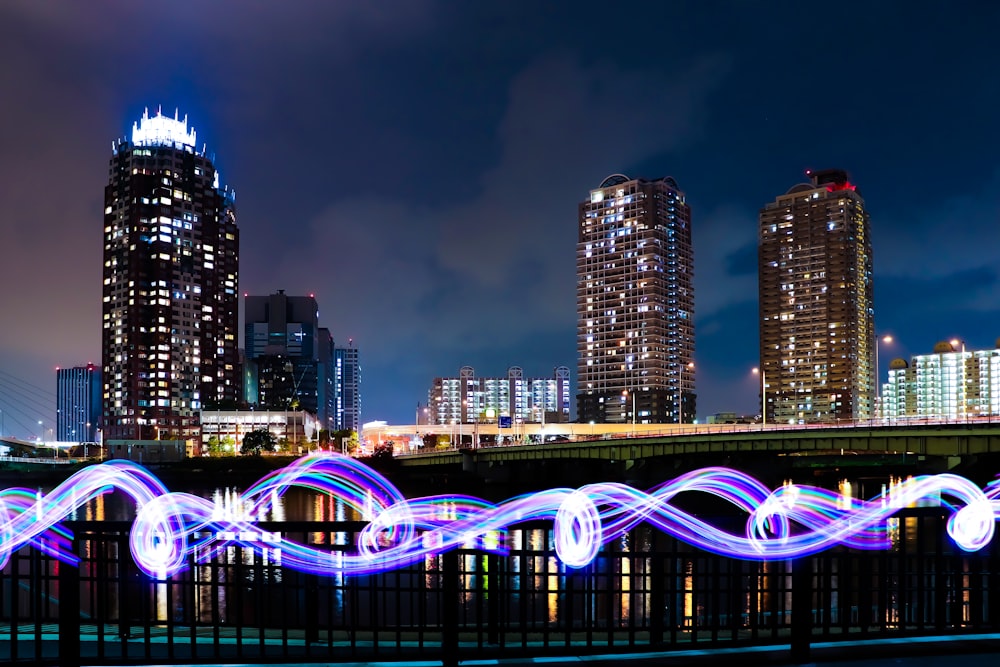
55,479,986,637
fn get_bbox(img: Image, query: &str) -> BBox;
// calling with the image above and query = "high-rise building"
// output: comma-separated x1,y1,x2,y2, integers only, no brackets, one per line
882,340,1000,420
102,109,240,440
428,366,571,425
244,290,320,412
56,364,102,441
335,341,361,432
317,327,336,433
758,169,874,424
576,174,695,424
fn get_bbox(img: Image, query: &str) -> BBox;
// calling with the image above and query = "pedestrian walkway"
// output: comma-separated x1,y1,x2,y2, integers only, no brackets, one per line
73,632,1000,667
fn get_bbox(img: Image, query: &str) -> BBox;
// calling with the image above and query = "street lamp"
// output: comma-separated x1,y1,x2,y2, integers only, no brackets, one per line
622,390,636,435
951,338,967,421
875,334,894,422
679,362,694,425
752,368,766,427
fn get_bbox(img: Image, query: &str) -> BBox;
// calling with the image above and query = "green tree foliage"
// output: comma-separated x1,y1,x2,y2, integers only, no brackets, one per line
241,428,277,456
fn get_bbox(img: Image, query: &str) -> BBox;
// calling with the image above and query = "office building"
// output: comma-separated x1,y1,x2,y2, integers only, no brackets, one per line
758,169,874,424
576,174,695,424
244,290,320,413
882,340,1000,420
56,364,102,441
335,342,361,432
317,327,335,433
102,108,239,440
429,366,571,425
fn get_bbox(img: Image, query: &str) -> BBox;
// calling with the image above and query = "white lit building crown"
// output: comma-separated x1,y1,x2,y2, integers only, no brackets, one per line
132,108,197,149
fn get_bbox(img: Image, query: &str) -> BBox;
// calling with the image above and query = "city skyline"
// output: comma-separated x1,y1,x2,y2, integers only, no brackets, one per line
3,2,1000,436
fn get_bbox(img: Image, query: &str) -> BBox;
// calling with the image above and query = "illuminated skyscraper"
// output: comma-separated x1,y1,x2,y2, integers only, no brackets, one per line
758,169,874,424
576,174,695,424
244,290,320,412
335,341,361,432
56,363,102,442
102,109,239,440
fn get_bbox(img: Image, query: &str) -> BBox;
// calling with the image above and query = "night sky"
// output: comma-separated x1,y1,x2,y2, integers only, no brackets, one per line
2,1,999,437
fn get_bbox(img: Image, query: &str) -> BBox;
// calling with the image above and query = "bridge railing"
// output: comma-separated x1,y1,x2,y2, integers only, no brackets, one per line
3,510,999,666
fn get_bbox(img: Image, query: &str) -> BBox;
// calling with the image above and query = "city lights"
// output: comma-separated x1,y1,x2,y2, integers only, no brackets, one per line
2,454,1000,579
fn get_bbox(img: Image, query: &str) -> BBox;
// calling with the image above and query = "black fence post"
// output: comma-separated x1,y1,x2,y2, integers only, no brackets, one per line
118,530,131,643
59,534,81,667
487,552,500,645
305,571,319,644
649,552,664,646
790,557,812,663
442,549,459,667
991,543,1000,630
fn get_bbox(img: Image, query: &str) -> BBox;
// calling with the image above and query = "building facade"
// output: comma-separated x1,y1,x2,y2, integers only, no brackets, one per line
200,409,320,453
429,366,571,425
758,169,874,424
882,340,1000,420
335,342,361,432
56,364,102,441
317,327,336,434
576,174,695,424
102,109,240,440
244,290,320,412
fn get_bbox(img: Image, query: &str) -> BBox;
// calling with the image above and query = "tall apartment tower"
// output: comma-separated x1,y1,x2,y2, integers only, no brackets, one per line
758,169,874,424
244,290,320,412
576,174,695,424
335,341,361,432
56,364,102,442
102,109,240,440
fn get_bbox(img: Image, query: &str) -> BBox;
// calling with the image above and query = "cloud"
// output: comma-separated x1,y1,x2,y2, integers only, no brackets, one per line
692,204,758,322
259,53,728,417
0,0,437,431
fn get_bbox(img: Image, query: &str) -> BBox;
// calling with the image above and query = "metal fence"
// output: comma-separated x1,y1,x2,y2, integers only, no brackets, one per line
3,508,1000,665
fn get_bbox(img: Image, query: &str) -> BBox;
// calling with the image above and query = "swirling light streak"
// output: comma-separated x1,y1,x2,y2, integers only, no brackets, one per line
3,454,1000,578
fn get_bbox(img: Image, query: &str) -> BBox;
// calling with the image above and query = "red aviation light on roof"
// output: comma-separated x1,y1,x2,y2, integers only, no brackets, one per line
826,181,857,192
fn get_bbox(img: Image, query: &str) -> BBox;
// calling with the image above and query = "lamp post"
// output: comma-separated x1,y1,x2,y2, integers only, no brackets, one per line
622,390,636,436
951,338,967,422
752,368,766,428
679,362,694,425
875,334,893,423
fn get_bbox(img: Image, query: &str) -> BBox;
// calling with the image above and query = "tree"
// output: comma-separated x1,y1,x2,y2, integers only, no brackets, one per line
330,429,359,455
241,428,277,456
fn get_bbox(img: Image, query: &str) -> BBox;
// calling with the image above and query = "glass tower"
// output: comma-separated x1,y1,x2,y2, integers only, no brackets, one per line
56,364,102,441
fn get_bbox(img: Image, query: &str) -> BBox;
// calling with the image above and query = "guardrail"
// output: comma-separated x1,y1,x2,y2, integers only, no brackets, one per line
388,417,1000,458
0,455,77,465
3,510,999,666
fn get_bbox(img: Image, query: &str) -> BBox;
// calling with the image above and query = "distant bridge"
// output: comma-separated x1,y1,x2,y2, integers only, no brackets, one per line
0,435,79,462
388,421,1000,487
